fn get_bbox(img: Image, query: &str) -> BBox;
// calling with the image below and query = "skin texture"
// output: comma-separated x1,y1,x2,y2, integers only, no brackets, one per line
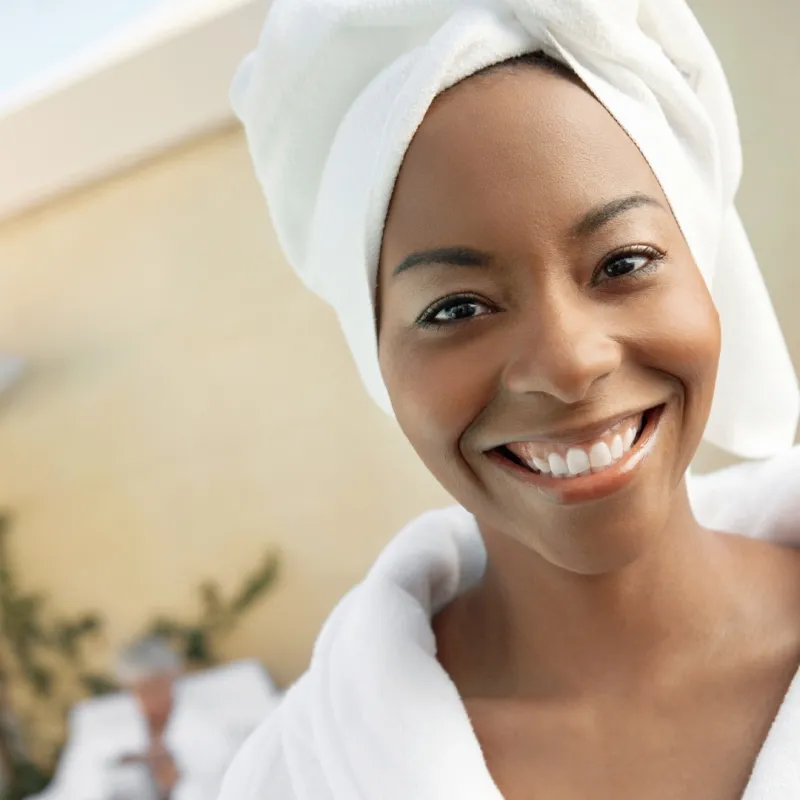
377,65,800,798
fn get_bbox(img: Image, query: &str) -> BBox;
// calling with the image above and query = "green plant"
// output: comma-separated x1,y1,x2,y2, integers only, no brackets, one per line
0,516,114,800
0,515,280,799
146,549,280,667
0,755,52,800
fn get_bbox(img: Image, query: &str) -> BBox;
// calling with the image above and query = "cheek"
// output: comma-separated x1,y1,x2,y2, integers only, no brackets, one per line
629,269,720,425
379,332,500,470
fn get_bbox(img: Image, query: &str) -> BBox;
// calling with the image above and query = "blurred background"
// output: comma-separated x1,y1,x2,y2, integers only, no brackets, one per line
0,0,797,797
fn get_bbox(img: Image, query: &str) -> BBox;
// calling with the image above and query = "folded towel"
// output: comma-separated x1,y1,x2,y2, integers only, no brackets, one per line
231,0,798,458
217,451,800,799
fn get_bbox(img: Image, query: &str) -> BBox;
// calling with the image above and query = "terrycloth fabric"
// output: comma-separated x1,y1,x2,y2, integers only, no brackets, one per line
231,0,798,459
218,452,800,800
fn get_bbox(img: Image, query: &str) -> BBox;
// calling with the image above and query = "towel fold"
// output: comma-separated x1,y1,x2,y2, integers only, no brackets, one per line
232,0,798,458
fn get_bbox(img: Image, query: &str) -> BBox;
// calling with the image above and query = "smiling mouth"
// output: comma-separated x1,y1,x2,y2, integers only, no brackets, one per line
488,405,665,502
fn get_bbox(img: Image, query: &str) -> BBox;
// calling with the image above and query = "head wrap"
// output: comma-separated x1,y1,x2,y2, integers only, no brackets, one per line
231,0,798,458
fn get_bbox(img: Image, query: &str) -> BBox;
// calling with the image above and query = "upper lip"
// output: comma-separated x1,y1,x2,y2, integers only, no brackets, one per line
484,404,662,451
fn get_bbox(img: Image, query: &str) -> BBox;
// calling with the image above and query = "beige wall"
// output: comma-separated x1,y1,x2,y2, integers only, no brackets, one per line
0,0,797,690
0,127,448,688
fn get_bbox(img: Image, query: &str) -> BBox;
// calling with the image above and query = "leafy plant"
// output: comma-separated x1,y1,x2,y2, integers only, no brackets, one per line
146,550,280,666
0,513,280,799
0,755,52,800
0,516,113,799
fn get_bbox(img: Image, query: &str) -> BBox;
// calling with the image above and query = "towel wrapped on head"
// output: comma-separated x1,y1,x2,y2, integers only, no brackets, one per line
232,0,797,459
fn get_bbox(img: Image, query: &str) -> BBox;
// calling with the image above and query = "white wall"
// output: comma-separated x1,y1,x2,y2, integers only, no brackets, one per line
0,0,171,102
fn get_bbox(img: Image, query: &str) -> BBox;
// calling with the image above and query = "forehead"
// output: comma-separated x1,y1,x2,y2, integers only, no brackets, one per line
383,67,667,251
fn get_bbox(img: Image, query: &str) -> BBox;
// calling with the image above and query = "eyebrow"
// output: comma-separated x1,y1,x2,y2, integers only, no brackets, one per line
570,192,666,239
392,246,491,277
391,192,666,277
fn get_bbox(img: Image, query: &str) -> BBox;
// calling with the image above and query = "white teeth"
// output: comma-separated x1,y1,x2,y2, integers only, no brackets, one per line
566,448,590,476
532,456,551,474
548,453,568,477
589,441,613,470
508,412,651,480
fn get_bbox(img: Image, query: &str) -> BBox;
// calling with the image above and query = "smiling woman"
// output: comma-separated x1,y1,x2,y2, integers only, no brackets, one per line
378,60,719,562
223,1,800,799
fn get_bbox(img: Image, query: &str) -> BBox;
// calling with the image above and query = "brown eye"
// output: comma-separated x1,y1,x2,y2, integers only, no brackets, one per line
593,246,664,285
603,254,650,278
435,301,484,322
417,294,494,328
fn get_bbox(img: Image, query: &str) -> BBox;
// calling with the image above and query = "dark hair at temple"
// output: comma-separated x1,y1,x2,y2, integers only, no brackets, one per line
471,49,587,91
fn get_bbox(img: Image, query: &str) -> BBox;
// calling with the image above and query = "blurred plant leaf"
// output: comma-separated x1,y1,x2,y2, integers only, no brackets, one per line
184,628,210,665
26,665,52,698
75,614,102,635
0,514,109,791
148,617,186,640
80,673,118,697
4,756,52,800
6,594,47,645
229,552,279,615
52,614,101,658
199,581,224,623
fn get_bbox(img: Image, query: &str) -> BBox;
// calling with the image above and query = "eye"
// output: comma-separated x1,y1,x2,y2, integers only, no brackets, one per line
593,246,664,285
416,294,494,328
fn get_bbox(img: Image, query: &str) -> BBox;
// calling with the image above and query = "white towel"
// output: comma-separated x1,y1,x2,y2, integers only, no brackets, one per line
231,0,798,459
217,453,800,799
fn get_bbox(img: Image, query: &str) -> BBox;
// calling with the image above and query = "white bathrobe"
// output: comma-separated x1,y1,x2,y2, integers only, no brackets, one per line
218,451,800,799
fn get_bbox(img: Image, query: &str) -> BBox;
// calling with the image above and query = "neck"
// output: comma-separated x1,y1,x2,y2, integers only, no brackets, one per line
435,483,756,700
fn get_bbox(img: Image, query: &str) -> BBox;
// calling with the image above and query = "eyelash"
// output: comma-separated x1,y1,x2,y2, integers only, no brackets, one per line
416,292,493,329
590,244,665,286
415,245,665,329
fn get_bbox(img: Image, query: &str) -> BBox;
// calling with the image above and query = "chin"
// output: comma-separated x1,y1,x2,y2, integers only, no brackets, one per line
497,476,676,575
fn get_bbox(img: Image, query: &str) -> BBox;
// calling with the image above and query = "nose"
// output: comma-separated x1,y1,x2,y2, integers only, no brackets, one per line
501,295,622,404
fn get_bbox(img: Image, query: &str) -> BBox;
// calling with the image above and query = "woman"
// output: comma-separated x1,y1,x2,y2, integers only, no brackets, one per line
222,0,800,797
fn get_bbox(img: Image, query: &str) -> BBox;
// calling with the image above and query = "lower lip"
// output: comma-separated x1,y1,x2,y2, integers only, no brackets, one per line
487,405,665,505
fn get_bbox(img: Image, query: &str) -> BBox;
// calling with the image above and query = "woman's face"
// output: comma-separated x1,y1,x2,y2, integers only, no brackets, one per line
377,66,721,574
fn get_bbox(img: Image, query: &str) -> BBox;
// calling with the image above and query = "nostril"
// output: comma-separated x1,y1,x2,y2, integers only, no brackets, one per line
501,329,621,405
